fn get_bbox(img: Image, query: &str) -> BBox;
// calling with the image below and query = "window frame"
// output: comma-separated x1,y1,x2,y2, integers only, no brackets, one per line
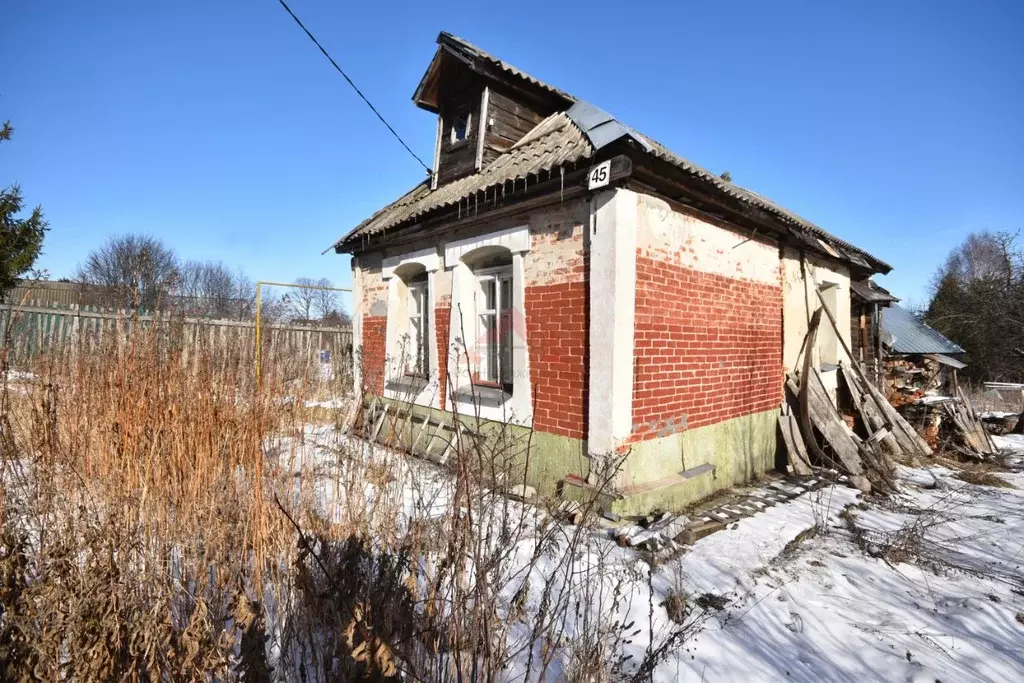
449,109,473,146
405,279,429,378
474,265,514,393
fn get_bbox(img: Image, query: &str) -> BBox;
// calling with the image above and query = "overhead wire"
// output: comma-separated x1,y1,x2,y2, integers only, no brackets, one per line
276,0,432,175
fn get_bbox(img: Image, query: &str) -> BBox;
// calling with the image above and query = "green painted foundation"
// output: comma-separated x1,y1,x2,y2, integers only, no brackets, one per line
368,397,779,515
610,409,779,516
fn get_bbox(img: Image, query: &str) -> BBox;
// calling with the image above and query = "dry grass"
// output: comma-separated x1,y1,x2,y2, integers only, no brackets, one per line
933,455,1018,490
0,318,301,680
955,470,1017,489
0,319,699,681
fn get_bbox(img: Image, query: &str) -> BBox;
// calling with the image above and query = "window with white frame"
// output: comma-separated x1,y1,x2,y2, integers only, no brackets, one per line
475,266,513,392
406,277,429,377
450,109,472,144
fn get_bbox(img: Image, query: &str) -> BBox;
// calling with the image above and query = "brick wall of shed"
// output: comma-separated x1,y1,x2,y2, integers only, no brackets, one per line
524,202,588,440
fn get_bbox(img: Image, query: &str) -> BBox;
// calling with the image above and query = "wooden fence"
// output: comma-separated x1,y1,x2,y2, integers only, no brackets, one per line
0,301,354,388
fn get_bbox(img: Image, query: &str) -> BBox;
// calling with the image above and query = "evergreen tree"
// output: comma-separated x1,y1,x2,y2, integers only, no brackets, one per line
0,121,48,296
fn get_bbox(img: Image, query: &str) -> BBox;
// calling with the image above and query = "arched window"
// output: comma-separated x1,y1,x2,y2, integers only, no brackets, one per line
394,263,430,378
465,247,513,393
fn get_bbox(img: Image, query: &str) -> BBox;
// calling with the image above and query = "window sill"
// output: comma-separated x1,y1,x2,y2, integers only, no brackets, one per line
456,385,511,407
445,138,472,151
386,375,429,394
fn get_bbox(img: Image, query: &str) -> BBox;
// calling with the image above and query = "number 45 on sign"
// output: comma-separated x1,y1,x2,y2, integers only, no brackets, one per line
588,160,611,190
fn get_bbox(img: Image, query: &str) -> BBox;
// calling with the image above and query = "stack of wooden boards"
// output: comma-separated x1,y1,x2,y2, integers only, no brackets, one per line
781,363,931,491
779,286,932,492
940,386,998,459
348,397,484,466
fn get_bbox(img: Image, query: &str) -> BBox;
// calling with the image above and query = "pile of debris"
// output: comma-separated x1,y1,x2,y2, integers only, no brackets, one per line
978,382,1024,435
980,411,1021,435
886,356,950,402
899,388,999,460
780,306,931,495
612,476,831,555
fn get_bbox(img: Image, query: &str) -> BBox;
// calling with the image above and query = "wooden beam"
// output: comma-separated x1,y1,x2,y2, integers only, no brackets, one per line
789,372,865,476
778,413,812,475
840,363,901,456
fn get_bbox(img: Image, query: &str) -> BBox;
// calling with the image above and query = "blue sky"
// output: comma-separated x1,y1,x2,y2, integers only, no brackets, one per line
3,0,1022,311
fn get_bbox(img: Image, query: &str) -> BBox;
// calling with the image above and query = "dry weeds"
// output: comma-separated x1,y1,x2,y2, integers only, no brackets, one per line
0,315,698,681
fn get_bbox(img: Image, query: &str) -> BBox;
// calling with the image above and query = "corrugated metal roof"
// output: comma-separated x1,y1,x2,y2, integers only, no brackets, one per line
881,304,965,355
334,113,591,246
924,353,967,370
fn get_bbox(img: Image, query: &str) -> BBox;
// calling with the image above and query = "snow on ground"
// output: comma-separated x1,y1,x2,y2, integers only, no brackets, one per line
992,435,1024,473
672,465,1024,682
980,410,1019,420
275,422,1024,681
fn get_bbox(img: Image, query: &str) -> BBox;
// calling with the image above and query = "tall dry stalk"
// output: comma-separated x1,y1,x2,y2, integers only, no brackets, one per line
0,317,300,680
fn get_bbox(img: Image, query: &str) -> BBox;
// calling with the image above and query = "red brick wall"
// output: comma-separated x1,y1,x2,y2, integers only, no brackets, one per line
435,306,451,410
526,281,587,439
631,255,782,442
361,315,386,395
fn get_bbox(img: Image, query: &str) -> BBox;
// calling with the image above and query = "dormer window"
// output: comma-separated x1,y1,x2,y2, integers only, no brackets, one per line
450,109,472,144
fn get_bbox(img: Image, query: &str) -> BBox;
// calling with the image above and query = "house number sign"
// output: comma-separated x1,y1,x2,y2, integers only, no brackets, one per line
587,160,611,190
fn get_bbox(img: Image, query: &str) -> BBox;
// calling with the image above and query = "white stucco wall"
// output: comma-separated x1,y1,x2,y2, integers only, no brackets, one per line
588,188,637,457
636,194,781,285
781,249,852,375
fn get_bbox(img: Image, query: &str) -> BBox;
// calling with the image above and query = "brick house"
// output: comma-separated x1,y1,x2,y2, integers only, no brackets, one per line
331,33,892,514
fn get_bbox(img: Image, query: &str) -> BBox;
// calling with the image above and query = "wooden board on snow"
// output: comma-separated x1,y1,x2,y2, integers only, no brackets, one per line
779,413,813,475
787,373,864,476
840,364,901,456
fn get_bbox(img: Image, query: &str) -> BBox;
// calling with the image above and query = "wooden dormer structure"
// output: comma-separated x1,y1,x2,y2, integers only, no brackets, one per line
413,32,574,187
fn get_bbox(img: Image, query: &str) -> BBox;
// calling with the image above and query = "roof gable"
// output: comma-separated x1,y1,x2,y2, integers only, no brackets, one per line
412,33,573,114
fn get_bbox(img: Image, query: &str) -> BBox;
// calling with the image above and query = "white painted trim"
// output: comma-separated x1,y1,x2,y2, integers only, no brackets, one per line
443,225,531,268
431,113,442,190
475,86,489,170
351,257,363,393
383,268,442,409
588,188,637,457
382,248,440,280
448,252,532,426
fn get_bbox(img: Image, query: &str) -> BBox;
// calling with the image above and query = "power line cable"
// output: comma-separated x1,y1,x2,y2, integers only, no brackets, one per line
276,0,432,175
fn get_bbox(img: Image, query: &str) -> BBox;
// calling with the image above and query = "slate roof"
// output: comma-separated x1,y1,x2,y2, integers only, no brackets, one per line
333,34,891,274
880,304,965,356
436,33,576,105
335,113,591,246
